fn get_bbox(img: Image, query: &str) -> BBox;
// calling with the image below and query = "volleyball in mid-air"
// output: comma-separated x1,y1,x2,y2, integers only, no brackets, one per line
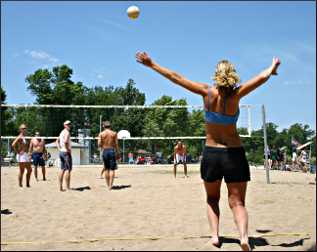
127,6,140,19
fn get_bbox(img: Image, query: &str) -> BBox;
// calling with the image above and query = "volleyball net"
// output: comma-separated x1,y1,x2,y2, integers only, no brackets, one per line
1,103,255,165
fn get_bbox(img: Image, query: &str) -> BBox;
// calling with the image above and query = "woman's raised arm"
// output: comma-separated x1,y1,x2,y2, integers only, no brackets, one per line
136,51,209,96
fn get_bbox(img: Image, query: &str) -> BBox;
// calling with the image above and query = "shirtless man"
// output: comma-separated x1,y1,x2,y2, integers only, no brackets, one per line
56,120,72,192
98,121,120,190
173,140,188,178
12,124,32,187
29,131,47,181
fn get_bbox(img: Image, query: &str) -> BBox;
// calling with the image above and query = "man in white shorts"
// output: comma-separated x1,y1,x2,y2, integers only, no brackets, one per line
292,150,298,170
12,124,32,187
173,140,188,178
56,120,72,192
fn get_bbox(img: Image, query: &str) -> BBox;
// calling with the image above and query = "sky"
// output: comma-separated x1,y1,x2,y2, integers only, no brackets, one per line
1,1,316,132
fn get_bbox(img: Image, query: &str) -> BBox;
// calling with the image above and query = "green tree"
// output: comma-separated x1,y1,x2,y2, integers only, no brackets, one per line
0,87,15,136
26,65,88,137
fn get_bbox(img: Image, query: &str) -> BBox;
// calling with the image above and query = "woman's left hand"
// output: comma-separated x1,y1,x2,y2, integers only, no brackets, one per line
136,51,153,67
270,57,281,75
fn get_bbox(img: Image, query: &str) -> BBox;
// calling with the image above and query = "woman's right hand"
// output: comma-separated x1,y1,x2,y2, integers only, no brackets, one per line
270,57,281,75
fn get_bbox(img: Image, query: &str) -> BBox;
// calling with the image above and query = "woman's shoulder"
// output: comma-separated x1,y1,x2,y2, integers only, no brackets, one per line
209,85,218,96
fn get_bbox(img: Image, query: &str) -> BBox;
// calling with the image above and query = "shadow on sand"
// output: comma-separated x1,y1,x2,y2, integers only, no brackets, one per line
1,209,13,215
111,185,132,190
271,237,311,248
71,186,91,192
216,236,311,250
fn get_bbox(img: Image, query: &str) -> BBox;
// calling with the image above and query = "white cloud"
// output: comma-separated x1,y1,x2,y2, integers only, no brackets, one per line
24,49,59,63
97,74,104,79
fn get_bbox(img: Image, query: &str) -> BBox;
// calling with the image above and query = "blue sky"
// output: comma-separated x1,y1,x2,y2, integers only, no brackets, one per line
1,1,316,131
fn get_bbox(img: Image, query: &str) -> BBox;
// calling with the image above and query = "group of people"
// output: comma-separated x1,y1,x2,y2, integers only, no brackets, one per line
12,125,47,187
264,145,286,170
12,120,190,191
12,120,121,191
292,147,310,172
10,51,281,250
264,144,310,172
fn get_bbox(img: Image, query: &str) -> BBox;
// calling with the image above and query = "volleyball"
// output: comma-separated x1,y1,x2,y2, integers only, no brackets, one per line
127,6,140,19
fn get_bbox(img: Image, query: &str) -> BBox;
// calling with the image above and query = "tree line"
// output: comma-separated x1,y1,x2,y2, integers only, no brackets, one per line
1,65,315,164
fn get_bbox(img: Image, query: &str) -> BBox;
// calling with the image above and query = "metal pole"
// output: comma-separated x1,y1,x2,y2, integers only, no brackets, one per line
99,115,102,162
262,104,270,184
248,105,252,136
7,138,10,155
123,139,125,163
309,143,312,173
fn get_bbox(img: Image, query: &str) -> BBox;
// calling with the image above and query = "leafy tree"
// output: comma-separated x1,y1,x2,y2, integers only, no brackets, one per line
0,87,15,136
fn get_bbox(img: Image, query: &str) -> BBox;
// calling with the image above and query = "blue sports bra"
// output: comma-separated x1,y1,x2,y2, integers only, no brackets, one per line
204,87,239,125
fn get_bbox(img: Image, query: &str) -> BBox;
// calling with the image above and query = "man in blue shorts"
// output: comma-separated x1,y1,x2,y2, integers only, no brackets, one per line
56,120,72,192
29,131,47,181
98,121,120,190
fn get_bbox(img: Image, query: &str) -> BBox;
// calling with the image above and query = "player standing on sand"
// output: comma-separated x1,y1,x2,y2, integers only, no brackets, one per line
12,124,32,187
56,120,72,192
173,140,188,178
136,51,280,251
98,121,120,190
29,131,47,181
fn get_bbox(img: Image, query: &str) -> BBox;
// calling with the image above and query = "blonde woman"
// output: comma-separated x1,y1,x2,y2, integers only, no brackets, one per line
12,124,32,187
136,52,280,251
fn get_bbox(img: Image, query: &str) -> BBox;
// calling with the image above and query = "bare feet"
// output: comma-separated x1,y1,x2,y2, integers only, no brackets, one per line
211,236,220,248
240,238,251,251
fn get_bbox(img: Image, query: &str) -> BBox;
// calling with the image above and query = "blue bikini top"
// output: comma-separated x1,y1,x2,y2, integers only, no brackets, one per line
204,87,239,125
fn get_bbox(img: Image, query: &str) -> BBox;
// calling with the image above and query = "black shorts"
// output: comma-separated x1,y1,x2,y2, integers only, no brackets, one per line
200,146,250,183
102,148,117,171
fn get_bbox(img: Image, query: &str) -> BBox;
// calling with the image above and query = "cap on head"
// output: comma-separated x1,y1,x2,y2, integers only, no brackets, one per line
64,120,71,126
35,131,40,136
103,121,111,128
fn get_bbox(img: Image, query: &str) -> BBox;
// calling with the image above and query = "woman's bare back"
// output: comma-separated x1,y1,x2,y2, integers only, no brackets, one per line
203,87,242,148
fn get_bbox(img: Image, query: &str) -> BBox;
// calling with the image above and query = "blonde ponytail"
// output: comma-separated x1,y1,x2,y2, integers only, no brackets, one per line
213,60,240,97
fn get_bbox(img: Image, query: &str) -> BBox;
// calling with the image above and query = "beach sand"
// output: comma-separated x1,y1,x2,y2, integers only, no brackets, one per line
1,164,316,251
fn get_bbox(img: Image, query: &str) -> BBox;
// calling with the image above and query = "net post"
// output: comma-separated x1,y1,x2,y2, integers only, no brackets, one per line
247,105,252,137
123,139,125,163
99,115,102,162
262,104,270,184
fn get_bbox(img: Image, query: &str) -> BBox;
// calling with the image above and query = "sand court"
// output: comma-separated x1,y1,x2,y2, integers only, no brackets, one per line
1,164,316,251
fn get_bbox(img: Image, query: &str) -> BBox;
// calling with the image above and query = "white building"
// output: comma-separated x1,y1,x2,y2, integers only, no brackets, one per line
45,141,89,166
